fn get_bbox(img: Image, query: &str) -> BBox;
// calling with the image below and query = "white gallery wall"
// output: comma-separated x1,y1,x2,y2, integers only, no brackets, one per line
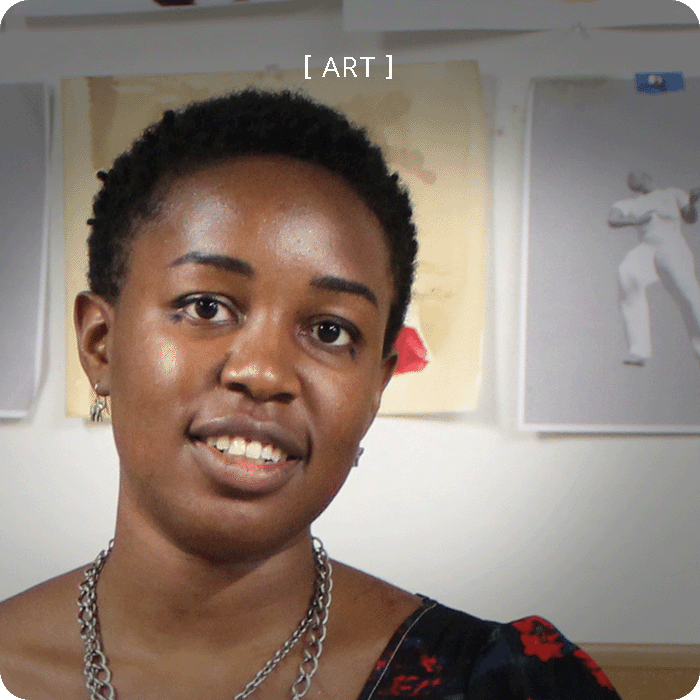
0,0,699,645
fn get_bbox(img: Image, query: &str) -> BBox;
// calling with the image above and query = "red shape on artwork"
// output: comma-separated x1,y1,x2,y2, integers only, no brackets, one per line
393,326,429,375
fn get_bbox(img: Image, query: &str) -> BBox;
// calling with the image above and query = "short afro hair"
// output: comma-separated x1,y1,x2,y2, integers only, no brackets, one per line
87,88,418,356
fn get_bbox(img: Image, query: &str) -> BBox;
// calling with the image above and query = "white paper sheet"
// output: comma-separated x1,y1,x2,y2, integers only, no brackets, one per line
0,83,48,419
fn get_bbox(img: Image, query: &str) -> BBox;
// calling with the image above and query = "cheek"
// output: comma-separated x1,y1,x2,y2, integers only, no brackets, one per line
111,326,196,418
110,334,196,468
156,337,181,377
305,365,380,450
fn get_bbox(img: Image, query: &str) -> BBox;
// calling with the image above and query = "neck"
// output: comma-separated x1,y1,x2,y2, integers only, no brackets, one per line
95,518,318,654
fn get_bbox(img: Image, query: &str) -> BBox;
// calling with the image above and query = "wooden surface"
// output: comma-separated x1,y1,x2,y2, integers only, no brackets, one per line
581,644,700,700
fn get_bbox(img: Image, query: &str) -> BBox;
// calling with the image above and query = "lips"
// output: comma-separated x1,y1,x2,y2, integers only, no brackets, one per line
188,416,307,494
190,415,305,457
206,435,287,463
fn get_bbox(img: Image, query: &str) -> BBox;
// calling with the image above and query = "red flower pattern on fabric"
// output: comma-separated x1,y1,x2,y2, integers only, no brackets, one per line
386,675,442,696
420,654,439,673
368,602,621,698
513,616,565,662
573,649,614,690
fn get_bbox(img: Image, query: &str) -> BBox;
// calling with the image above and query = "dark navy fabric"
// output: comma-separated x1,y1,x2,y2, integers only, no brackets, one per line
357,598,621,699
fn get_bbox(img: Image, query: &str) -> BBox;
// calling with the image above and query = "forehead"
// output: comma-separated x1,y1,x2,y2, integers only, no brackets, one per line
147,156,388,267
125,155,394,304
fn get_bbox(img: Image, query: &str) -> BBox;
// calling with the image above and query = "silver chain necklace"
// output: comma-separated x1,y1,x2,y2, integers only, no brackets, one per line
78,538,332,700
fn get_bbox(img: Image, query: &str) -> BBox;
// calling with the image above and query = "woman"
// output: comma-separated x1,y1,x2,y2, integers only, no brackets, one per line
0,90,620,699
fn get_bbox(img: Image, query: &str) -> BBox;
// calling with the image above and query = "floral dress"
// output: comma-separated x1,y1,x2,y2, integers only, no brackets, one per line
356,597,621,699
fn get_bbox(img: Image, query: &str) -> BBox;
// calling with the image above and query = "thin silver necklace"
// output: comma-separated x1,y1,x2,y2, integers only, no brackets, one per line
78,538,332,700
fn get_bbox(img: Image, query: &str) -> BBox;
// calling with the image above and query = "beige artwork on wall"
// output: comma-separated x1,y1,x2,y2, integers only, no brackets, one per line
63,60,487,417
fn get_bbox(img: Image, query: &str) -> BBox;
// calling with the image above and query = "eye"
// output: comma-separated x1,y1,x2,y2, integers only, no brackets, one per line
175,294,238,324
192,297,222,320
310,320,355,347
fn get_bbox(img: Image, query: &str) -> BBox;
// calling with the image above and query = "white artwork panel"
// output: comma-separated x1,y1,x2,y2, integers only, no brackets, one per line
0,83,48,418
520,76,700,432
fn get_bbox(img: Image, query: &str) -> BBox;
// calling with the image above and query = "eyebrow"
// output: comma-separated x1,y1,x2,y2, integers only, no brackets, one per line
169,253,377,306
169,251,254,277
310,275,378,307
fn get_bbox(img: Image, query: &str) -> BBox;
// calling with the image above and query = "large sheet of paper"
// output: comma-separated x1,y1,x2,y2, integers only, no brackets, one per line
520,76,700,432
63,61,487,417
343,0,698,31
0,83,48,419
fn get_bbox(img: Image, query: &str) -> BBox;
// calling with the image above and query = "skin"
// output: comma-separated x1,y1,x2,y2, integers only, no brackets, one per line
0,155,421,700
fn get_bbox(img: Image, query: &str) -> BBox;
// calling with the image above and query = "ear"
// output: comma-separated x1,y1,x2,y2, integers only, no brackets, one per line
74,291,115,394
380,349,398,393
367,349,398,422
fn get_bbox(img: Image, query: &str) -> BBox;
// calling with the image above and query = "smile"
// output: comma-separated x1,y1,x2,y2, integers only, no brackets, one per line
192,434,303,495
204,436,287,463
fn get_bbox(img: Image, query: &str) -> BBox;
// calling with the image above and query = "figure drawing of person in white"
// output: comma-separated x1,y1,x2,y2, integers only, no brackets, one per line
608,171,700,366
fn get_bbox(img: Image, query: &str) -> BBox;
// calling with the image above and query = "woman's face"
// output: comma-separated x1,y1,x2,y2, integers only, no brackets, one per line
84,155,396,559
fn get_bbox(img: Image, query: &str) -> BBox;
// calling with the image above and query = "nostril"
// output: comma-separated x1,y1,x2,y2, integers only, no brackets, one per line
222,378,295,405
226,381,254,397
273,392,295,405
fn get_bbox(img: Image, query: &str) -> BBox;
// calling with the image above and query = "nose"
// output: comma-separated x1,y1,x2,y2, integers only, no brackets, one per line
219,315,300,404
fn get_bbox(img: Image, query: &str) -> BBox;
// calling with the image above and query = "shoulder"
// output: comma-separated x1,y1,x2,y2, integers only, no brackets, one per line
610,196,636,214
0,569,86,700
327,562,425,655
355,598,491,699
0,568,83,644
356,601,621,700
672,187,691,206
658,187,689,207
468,614,621,699
610,197,631,209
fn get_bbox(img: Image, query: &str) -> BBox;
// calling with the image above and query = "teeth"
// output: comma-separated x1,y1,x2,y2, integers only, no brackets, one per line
228,437,246,457
246,441,262,459
215,436,231,451
206,435,289,462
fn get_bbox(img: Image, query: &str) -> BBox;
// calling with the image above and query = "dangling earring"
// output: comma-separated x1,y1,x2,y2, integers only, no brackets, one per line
90,384,109,422
353,447,364,467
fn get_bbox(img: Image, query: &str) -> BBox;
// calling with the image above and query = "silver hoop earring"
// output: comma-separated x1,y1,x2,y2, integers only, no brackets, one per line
90,384,108,422
353,447,364,468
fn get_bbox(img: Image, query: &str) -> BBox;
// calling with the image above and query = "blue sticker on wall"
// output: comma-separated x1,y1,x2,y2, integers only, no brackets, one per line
636,72,685,94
